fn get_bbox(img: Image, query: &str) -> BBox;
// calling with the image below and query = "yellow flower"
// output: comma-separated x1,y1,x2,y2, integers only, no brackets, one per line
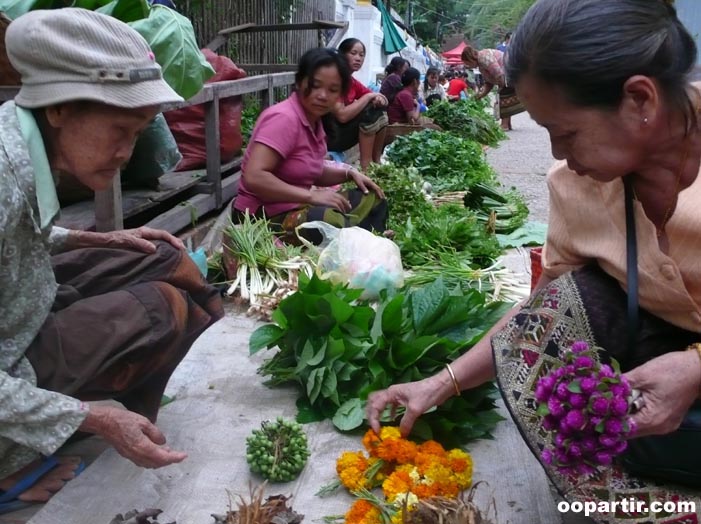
339,466,369,491
337,451,369,475
447,448,473,489
393,491,419,509
379,426,402,440
382,468,414,502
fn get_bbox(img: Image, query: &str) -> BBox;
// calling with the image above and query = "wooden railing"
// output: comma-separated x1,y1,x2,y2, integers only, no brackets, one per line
0,71,296,233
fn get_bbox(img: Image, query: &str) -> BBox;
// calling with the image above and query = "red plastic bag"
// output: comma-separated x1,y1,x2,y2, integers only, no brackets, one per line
164,49,247,171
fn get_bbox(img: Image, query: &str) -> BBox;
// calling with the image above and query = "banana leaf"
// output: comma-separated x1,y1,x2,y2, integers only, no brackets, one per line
129,5,214,100
0,0,52,20
96,0,149,23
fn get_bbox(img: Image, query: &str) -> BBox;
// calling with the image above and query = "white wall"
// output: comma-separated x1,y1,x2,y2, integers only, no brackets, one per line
334,0,436,86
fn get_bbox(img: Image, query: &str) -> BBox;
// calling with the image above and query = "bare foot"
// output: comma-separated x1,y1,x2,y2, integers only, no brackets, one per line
0,457,82,503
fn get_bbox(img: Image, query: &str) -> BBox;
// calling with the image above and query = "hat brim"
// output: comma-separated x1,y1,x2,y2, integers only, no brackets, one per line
14,77,184,109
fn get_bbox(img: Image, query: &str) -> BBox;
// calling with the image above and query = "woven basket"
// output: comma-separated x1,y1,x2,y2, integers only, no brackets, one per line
0,13,21,86
384,121,442,146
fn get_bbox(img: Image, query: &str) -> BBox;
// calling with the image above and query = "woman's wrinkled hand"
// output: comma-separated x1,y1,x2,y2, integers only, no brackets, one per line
366,375,451,437
102,226,185,253
349,170,385,200
308,188,352,213
624,350,701,437
81,405,187,469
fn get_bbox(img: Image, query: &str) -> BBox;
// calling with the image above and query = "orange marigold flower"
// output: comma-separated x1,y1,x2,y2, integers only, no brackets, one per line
362,428,382,453
447,449,473,488
417,440,446,457
345,499,382,524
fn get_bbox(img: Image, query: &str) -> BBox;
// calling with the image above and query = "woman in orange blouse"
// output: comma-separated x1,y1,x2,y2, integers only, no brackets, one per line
369,0,701,521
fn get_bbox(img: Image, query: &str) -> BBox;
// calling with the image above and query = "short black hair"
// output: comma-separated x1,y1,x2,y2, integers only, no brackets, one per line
401,67,421,87
385,56,408,75
295,47,351,97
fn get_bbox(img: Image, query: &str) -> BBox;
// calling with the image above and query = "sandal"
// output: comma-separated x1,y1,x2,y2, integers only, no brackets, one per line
0,456,85,515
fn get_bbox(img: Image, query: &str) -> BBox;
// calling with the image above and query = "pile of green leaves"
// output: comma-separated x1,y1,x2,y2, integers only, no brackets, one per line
426,99,507,147
250,275,509,448
366,163,433,232
0,0,214,99
397,204,501,268
386,130,496,193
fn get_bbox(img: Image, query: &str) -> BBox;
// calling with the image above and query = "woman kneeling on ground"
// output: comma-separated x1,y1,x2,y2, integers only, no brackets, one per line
369,0,701,522
233,48,387,245
0,9,224,514
326,38,388,170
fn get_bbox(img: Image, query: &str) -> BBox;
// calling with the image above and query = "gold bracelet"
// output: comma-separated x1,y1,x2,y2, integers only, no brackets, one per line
687,343,701,398
445,363,461,397
345,166,351,180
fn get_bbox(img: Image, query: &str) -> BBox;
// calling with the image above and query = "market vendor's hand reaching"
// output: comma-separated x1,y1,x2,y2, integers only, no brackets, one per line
80,404,187,469
372,93,388,107
366,373,455,437
99,226,185,253
348,169,385,200
308,188,352,213
624,350,701,437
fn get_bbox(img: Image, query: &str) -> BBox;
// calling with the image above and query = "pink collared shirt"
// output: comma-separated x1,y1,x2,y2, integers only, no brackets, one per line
235,91,327,217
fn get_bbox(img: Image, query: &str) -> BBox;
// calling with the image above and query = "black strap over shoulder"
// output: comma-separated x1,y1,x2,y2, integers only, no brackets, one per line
624,176,639,360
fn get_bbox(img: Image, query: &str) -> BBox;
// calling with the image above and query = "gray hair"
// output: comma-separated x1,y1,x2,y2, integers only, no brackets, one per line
506,0,698,132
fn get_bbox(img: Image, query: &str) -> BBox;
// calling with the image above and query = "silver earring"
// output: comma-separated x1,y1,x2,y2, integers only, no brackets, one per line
643,117,649,124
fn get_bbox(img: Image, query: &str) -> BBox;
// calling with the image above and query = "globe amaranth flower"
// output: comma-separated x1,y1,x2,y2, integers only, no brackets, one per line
604,418,624,435
580,377,598,394
599,435,618,449
555,382,570,400
569,393,587,409
564,409,587,431
590,395,609,416
571,341,590,353
568,442,583,459
542,415,557,431
574,356,595,370
610,397,629,417
548,398,566,418
594,451,613,466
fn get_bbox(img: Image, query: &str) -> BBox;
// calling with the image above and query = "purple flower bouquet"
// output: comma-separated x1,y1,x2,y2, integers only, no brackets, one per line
535,341,636,476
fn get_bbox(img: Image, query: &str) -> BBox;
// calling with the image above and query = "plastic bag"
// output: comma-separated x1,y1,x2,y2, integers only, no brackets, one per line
297,221,404,299
121,113,182,189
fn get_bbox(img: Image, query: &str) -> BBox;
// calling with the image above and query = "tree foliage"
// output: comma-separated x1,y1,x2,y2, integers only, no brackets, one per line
389,0,537,50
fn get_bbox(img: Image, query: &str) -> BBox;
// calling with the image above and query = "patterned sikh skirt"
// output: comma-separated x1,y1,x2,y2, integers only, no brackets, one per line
492,265,701,524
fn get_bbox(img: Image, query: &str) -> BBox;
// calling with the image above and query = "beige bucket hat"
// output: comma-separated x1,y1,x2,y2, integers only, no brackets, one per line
5,8,184,108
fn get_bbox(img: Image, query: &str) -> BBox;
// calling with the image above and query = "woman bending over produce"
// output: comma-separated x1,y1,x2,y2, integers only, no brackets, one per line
233,48,387,244
326,38,388,169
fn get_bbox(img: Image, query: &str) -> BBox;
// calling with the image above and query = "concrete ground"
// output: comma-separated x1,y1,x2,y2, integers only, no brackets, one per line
2,112,594,524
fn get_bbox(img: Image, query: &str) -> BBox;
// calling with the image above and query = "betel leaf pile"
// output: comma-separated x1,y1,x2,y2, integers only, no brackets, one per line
250,274,509,448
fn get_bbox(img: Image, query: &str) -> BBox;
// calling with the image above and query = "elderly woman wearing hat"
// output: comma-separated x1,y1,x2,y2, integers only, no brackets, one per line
0,8,223,513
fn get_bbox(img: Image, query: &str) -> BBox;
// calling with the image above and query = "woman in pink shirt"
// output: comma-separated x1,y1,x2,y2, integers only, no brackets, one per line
327,38,389,169
233,48,387,244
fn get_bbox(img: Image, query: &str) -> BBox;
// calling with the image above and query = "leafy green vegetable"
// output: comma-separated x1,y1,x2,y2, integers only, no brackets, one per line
249,274,507,448
129,6,214,100
386,130,496,193
97,0,148,23
496,221,548,248
426,99,507,147
464,183,530,234
396,204,501,268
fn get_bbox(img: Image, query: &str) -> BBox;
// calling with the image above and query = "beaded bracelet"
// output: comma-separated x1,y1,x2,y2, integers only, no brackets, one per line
445,363,461,397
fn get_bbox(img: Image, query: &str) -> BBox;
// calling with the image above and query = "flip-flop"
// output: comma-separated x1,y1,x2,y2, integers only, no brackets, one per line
0,456,86,515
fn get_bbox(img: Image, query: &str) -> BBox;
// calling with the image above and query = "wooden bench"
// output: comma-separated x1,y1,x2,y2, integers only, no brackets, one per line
0,72,296,234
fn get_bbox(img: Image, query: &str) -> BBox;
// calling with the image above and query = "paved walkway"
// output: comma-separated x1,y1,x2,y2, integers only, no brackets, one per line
2,112,599,524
